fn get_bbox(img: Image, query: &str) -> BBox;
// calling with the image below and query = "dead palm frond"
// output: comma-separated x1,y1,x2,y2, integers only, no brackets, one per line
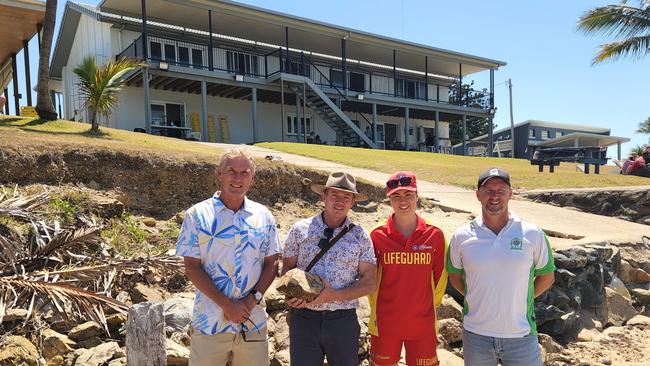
0,189,49,222
0,277,128,332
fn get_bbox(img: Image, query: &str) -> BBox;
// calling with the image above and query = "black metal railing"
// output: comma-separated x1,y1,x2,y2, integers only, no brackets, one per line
117,34,492,110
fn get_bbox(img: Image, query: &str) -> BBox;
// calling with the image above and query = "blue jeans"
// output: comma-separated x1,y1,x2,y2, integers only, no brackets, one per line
462,329,542,366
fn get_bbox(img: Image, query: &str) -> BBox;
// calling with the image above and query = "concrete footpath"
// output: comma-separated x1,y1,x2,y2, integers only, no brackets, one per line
214,143,650,248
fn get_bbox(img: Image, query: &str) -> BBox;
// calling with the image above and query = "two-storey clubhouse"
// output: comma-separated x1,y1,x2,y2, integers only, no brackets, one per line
50,0,506,151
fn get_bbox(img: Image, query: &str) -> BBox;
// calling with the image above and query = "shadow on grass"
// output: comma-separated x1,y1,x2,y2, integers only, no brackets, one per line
18,125,114,140
0,117,26,124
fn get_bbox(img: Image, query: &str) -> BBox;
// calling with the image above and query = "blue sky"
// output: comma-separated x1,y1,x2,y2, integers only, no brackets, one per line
10,0,650,153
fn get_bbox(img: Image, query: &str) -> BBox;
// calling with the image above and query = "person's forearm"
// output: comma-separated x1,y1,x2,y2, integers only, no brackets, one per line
185,265,231,307
534,273,555,298
449,274,465,296
332,270,377,301
253,254,279,295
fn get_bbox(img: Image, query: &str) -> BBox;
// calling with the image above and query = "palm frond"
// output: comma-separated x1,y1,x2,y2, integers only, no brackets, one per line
0,277,128,333
0,190,49,222
578,3,650,39
592,34,650,63
637,116,650,134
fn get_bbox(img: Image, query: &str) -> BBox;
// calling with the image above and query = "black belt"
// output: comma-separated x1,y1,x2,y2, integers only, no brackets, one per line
292,307,356,319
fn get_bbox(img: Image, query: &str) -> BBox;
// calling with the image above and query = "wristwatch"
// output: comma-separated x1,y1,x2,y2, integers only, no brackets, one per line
252,290,263,304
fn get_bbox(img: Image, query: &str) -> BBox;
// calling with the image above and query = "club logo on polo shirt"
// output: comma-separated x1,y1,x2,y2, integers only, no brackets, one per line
510,238,523,250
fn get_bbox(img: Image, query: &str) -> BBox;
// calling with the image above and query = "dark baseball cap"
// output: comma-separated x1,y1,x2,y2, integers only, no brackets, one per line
478,167,511,188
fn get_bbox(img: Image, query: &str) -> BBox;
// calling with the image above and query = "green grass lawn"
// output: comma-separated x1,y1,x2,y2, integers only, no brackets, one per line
257,142,649,190
0,117,221,160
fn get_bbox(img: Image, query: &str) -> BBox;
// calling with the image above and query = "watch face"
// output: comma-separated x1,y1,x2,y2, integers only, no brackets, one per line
254,291,262,300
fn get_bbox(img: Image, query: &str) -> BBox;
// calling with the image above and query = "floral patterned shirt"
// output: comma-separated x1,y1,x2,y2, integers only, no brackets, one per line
176,192,281,335
283,213,376,311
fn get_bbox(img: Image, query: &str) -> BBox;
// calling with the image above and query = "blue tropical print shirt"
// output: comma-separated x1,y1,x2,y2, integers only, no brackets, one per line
176,192,281,335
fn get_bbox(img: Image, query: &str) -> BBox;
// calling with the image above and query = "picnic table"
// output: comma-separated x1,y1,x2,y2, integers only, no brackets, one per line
151,124,192,139
530,146,606,174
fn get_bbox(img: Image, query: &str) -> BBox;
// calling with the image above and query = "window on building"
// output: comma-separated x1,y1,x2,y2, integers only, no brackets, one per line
555,131,562,138
178,47,190,66
150,41,162,60
529,129,536,138
330,69,344,88
226,51,259,75
349,72,365,92
541,130,549,140
286,114,312,135
192,49,204,68
164,44,176,63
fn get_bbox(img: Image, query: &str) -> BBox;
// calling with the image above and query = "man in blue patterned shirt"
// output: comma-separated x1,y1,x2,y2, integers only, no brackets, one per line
176,149,280,366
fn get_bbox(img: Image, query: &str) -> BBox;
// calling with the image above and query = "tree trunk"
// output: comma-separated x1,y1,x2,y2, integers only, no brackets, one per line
35,0,58,120
126,302,167,366
90,106,99,134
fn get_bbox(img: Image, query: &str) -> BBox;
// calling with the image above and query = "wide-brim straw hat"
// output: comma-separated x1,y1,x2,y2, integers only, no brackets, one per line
311,171,368,201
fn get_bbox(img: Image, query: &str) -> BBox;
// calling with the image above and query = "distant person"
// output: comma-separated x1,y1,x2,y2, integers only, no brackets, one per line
621,153,637,175
176,149,280,366
307,131,316,144
425,134,434,151
447,168,555,366
314,134,322,144
628,156,650,177
365,125,373,139
642,145,650,165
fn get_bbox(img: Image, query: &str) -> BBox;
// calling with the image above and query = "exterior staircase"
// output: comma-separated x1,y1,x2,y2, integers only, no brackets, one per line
274,57,377,148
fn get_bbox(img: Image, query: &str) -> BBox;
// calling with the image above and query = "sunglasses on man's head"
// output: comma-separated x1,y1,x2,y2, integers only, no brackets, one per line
317,227,334,249
386,176,412,190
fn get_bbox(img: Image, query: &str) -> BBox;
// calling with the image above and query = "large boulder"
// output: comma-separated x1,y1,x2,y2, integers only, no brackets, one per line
68,321,102,342
264,280,287,311
605,287,637,326
163,297,194,334
437,295,463,321
437,349,464,366
276,268,323,302
628,286,650,306
74,342,121,366
42,328,77,360
627,315,650,326
438,318,462,344
0,336,39,366
166,339,190,366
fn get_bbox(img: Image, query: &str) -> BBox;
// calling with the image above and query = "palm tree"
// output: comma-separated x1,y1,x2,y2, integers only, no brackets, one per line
637,116,650,135
73,57,143,134
35,0,58,120
577,1,650,64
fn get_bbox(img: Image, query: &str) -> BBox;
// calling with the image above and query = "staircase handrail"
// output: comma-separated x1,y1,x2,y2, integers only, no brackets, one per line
298,53,376,142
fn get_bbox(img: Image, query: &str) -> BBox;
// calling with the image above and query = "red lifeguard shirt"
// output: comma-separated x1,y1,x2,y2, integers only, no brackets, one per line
368,214,448,339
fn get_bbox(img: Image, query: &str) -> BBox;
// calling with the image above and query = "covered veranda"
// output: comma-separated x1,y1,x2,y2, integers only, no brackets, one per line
0,0,46,116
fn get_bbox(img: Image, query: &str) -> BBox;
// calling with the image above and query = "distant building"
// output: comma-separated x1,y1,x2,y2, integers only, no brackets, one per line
452,120,630,160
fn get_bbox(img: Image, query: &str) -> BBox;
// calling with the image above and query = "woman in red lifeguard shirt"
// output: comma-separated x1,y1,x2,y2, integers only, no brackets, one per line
368,171,448,366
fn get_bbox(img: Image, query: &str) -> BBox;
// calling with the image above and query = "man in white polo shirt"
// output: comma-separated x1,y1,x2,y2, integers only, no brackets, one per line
447,167,555,366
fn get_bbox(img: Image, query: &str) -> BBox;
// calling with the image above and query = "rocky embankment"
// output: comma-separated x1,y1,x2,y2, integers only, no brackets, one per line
522,188,650,226
0,145,385,217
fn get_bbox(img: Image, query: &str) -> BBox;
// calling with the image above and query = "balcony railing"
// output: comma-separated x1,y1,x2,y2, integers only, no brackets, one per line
117,34,492,110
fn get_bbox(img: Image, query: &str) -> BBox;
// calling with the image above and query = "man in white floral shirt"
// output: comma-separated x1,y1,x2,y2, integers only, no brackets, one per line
282,171,377,366
176,149,280,366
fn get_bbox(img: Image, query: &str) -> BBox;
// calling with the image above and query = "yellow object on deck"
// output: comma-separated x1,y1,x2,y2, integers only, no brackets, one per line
20,106,38,117
207,114,218,142
189,112,201,132
219,115,230,143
